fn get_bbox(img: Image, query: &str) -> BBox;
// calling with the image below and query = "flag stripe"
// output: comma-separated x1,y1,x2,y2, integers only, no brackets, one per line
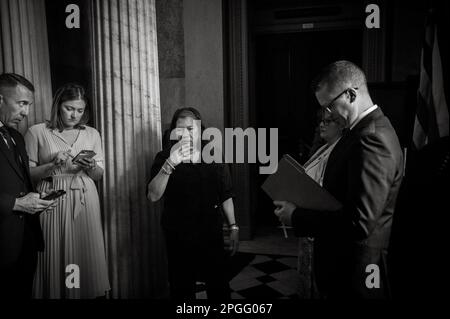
422,43,433,81
413,10,449,150
416,91,431,133
431,28,450,138
413,116,427,148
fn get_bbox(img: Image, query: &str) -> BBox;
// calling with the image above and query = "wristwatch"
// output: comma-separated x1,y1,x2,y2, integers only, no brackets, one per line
229,224,239,231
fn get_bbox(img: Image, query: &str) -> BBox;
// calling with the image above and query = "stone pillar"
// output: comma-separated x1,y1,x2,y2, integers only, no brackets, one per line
224,0,252,239
91,0,167,298
0,0,52,132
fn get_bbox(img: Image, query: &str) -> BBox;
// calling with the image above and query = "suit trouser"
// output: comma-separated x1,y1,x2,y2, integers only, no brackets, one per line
0,225,38,299
315,246,392,299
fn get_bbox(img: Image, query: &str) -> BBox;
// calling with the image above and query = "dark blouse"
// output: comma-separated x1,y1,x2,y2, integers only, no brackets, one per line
150,148,234,232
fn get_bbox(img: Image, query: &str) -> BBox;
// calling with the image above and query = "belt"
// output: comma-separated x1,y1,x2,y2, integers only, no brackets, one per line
51,173,88,220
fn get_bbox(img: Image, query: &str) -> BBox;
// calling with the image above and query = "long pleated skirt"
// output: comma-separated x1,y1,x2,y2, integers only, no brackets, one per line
32,174,110,299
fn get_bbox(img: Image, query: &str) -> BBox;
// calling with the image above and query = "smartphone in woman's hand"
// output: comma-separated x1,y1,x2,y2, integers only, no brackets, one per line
72,150,96,164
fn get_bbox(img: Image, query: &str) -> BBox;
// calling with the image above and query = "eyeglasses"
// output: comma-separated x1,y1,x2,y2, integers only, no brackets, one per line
324,87,358,113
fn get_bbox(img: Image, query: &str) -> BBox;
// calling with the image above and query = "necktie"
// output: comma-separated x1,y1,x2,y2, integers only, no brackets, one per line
0,126,12,148
0,126,22,166
342,128,350,137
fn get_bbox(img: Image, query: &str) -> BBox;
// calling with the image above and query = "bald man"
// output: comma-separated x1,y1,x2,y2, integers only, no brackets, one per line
274,61,403,299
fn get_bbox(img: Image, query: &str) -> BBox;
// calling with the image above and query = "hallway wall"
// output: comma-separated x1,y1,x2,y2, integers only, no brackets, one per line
156,0,186,133
184,0,224,132
156,0,225,133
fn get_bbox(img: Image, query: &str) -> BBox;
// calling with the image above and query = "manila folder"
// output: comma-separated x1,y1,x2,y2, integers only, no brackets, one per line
261,154,342,211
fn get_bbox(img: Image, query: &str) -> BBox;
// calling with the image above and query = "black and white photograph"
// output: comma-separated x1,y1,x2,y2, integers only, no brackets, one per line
0,0,449,315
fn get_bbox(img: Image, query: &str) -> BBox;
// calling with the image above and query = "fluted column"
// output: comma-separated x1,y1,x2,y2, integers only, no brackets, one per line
91,0,167,298
0,0,52,132
224,0,252,239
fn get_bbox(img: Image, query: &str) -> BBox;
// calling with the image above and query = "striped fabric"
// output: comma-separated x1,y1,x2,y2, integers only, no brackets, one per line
413,10,449,150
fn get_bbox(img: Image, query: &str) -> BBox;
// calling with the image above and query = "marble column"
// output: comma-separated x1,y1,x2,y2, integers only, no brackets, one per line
224,0,252,239
90,0,167,298
0,0,52,132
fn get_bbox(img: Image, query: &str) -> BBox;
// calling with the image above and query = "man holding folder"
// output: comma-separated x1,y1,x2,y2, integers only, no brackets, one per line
274,61,403,299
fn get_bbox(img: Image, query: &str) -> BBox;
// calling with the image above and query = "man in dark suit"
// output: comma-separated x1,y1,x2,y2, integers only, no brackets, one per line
0,73,56,299
274,61,404,299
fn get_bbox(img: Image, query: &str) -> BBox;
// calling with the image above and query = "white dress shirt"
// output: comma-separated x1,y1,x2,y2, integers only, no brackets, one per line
350,104,378,130
304,138,341,186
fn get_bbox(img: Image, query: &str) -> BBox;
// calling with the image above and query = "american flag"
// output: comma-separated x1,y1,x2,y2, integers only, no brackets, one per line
413,10,449,150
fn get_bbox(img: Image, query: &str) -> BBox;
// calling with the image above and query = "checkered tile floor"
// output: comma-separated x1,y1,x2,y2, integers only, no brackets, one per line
195,253,299,299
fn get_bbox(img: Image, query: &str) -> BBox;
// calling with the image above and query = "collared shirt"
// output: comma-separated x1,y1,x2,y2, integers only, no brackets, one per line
304,138,341,186
349,104,378,130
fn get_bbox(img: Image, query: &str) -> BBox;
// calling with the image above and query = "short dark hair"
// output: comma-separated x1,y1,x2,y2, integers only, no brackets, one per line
311,60,367,93
0,73,35,92
47,83,89,132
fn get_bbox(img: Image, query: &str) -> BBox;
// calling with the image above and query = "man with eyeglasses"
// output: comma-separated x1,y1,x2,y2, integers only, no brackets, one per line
274,61,403,299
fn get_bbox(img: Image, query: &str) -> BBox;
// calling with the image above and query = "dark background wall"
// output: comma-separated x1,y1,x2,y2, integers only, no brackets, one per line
45,0,92,92
45,0,93,123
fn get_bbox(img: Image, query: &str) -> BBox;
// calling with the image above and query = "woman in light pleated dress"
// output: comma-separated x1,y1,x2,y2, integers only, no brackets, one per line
24,84,110,298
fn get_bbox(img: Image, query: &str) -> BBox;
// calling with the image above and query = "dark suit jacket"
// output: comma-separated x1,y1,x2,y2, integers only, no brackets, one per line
0,126,44,268
292,108,404,298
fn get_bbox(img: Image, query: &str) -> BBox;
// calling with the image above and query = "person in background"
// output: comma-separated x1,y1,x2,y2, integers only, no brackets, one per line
297,110,346,298
147,107,238,300
24,83,110,298
0,73,56,299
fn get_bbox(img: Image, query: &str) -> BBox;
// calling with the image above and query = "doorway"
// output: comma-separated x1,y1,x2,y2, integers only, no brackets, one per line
45,0,93,110
251,29,363,230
